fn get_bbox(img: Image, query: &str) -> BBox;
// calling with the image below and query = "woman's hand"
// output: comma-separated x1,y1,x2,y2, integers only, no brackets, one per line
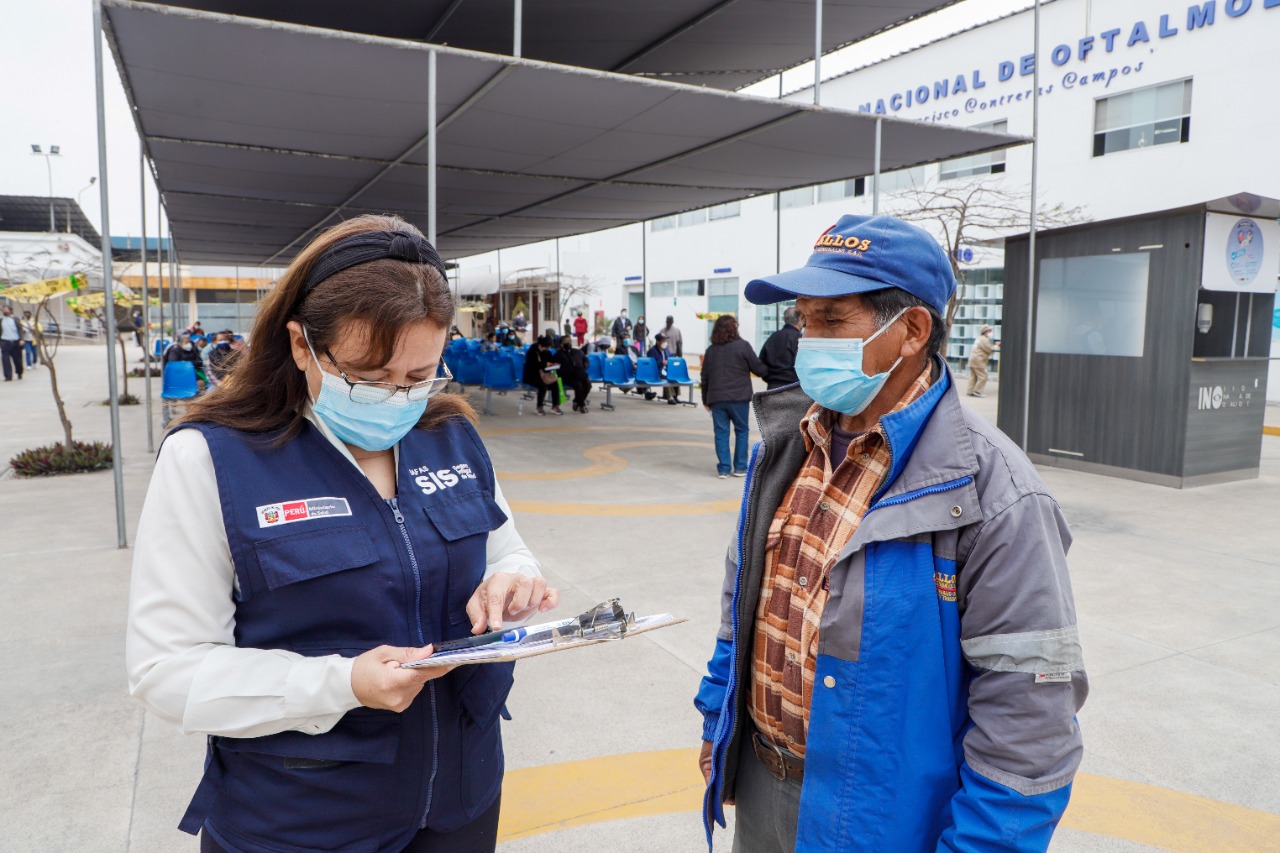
351,645,455,713
466,573,559,634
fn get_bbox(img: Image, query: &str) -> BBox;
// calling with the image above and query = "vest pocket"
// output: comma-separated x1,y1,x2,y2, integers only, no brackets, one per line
253,524,378,591
216,708,400,764
418,491,509,626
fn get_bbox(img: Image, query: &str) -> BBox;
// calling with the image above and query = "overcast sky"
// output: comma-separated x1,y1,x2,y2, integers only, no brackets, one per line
0,0,1031,251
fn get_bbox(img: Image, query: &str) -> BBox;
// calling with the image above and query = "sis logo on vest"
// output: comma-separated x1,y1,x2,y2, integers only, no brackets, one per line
411,462,478,495
256,496,353,528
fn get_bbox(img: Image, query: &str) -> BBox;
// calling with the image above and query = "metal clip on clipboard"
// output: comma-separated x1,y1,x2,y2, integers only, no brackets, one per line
550,599,636,645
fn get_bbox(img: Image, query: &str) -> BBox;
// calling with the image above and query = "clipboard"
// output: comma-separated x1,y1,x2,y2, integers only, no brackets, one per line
401,600,685,669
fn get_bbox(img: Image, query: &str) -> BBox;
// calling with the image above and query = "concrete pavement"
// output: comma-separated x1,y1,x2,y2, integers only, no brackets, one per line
2,346,1279,852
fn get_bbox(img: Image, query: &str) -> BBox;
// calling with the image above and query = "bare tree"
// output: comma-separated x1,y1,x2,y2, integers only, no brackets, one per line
884,178,1087,330
0,251,92,449
555,273,601,323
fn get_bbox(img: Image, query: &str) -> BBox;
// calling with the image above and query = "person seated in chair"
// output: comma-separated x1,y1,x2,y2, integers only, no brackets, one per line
645,333,678,404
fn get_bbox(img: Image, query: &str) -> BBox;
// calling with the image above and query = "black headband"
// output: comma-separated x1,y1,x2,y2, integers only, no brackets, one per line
299,230,448,303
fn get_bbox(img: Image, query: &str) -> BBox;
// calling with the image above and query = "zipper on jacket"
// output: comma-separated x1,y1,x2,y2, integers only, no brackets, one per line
387,497,425,647
714,439,766,812
865,474,974,517
419,682,440,829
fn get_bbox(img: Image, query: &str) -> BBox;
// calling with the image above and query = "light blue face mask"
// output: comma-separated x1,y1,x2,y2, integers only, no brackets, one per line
794,308,908,416
307,347,427,452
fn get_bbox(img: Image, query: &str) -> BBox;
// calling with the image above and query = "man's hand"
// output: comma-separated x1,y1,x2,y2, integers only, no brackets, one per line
466,572,559,634
351,645,455,712
699,739,734,804
704,404,711,413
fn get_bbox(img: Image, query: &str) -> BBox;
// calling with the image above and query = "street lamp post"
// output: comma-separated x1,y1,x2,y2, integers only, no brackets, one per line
30,144,61,232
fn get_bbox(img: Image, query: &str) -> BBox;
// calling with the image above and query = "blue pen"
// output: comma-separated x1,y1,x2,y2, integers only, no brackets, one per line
433,618,576,653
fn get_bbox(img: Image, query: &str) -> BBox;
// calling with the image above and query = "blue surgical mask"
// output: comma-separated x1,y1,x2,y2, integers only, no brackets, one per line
308,352,427,452
794,308,908,416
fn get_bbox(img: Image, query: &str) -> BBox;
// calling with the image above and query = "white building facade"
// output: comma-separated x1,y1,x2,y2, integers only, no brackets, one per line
458,0,1279,373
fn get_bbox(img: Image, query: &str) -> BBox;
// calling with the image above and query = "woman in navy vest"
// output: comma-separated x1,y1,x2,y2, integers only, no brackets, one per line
127,215,558,853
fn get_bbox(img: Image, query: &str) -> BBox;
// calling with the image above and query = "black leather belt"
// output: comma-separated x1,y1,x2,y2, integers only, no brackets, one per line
752,731,804,783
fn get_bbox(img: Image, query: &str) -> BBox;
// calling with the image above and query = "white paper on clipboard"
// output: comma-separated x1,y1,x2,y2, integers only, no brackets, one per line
400,613,686,668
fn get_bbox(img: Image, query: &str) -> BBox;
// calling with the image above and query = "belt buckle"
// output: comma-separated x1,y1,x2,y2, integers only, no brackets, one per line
760,734,790,782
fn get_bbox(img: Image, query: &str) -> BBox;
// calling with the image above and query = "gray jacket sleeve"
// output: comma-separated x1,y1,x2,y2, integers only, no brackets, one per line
955,491,1087,795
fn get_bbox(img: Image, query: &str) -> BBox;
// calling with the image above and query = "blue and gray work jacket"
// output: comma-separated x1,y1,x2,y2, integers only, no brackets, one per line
695,361,1088,852
175,418,514,853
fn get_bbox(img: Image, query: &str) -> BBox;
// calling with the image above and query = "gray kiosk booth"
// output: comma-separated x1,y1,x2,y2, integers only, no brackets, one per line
998,194,1277,488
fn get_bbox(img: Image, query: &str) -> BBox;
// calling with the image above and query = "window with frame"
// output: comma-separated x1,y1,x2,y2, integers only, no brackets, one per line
778,187,815,209
707,277,739,314
650,215,678,232
1093,79,1192,157
874,166,926,193
678,209,708,228
817,177,866,203
707,201,740,221
939,121,1008,180
650,280,675,298
677,279,704,297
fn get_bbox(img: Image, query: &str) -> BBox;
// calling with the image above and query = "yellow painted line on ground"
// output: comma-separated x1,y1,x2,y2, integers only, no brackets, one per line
496,441,712,481
508,498,739,516
479,425,710,438
498,751,1280,851
499,749,703,842
1264,425,1280,437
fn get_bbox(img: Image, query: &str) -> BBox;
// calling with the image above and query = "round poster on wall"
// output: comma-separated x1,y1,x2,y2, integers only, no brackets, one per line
1225,218,1263,285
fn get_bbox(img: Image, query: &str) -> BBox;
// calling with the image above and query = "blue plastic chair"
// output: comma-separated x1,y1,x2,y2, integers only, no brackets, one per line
664,357,696,407
161,361,198,399
161,361,199,426
587,351,606,383
455,352,485,385
600,355,636,411
634,357,666,388
153,337,171,357
481,356,521,415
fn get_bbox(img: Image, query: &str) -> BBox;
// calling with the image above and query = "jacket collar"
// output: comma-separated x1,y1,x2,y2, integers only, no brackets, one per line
752,356,979,498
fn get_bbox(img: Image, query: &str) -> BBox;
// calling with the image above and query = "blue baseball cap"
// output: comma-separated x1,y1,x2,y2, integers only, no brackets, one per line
745,214,955,316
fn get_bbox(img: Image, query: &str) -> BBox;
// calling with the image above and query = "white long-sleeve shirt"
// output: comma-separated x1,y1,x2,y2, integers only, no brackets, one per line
126,412,540,740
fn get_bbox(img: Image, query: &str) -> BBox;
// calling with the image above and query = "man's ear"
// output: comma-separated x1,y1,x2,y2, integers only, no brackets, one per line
898,306,934,360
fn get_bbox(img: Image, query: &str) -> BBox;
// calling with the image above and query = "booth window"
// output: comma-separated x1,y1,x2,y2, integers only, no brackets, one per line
650,280,675,298
708,277,739,314
1036,254,1150,357
1093,79,1192,157
940,121,1008,180
817,177,866,202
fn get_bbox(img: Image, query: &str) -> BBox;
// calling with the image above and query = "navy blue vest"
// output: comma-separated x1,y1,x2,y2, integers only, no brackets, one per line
175,417,515,853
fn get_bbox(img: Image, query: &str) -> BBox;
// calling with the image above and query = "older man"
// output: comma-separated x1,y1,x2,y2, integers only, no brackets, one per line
695,215,1086,853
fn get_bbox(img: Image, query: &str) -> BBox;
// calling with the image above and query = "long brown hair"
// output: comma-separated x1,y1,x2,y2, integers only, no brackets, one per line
709,315,740,346
176,214,475,440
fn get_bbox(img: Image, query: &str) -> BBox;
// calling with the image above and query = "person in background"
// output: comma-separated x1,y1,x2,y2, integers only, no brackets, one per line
758,305,804,390
522,335,563,415
633,315,648,355
0,305,26,381
21,310,38,370
646,332,678,405
512,312,528,334
695,215,1084,853
164,331,207,386
205,333,238,384
131,308,145,349
480,331,500,353
967,324,999,398
185,320,205,338
573,311,588,347
557,335,591,414
660,315,683,358
700,315,767,478
611,308,631,354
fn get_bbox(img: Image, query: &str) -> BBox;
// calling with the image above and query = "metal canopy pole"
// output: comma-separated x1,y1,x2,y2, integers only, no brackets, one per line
873,118,883,215
93,0,127,548
428,50,438,246
513,0,523,58
1020,0,1042,452
156,201,164,342
140,142,154,454
813,0,823,105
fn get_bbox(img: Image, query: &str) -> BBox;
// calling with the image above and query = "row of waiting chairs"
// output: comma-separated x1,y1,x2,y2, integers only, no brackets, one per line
588,353,697,411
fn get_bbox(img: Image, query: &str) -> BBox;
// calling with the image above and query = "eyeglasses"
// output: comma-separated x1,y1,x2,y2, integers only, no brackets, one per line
322,346,453,404
302,328,452,403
